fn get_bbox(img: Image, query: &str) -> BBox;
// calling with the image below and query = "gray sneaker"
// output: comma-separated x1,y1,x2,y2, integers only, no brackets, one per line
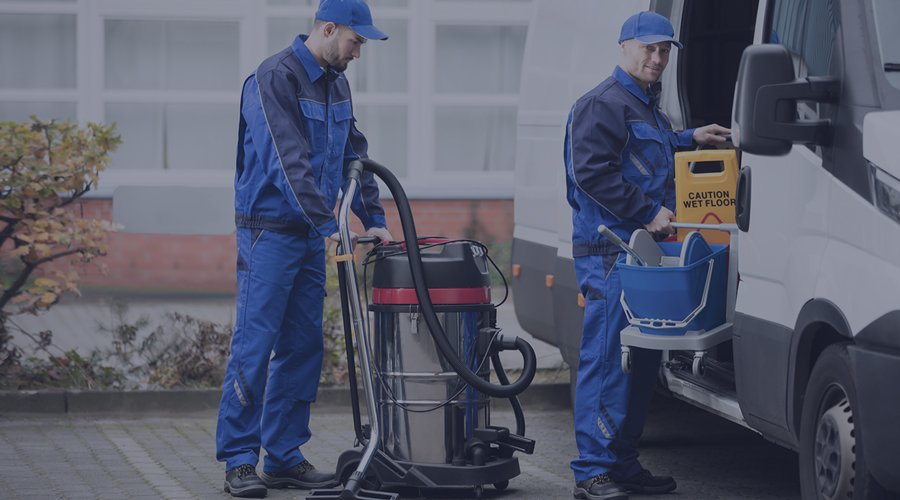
574,473,629,500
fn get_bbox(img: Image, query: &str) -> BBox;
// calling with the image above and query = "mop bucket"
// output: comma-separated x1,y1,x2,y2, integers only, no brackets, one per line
618,240,728,336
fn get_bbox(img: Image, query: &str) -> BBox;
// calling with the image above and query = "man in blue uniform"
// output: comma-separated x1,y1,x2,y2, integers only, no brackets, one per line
216,1,393,497
565,11,730,500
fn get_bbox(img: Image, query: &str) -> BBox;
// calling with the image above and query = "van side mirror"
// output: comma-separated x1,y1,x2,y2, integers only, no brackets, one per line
732,44,839,156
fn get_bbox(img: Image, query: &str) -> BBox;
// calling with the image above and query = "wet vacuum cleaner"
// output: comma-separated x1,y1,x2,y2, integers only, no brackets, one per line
308,159,537,500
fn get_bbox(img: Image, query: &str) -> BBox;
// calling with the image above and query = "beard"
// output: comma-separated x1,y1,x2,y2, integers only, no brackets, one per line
324,38,349,72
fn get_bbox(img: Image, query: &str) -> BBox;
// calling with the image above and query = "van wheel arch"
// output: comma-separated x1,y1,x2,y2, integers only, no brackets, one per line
790,299,852,438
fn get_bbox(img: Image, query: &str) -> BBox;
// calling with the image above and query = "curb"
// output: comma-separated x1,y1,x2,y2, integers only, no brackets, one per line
0,383,571,415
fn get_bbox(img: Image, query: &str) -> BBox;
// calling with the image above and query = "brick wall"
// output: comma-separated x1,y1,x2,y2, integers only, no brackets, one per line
51,198,512,293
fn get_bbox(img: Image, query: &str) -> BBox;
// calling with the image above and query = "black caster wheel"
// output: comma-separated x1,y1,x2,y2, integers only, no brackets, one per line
493,480,509,491
338,459,381,491
474,484,484,499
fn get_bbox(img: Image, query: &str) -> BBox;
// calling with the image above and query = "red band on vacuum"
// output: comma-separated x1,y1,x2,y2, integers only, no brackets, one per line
372,287,491,305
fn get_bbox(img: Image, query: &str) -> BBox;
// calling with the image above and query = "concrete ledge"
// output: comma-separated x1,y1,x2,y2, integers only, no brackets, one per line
66,389,221,414
0,384,571,415
0,390,67,414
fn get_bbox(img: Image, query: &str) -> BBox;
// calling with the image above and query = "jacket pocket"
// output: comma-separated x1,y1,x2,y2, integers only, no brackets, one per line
299,99,327,153
627,121,667,177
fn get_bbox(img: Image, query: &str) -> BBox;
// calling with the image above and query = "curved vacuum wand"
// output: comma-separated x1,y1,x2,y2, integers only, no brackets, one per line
350,159,537,398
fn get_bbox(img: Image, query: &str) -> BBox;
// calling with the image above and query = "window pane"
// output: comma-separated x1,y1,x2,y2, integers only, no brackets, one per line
267,17,315,54
107,103,163,170
166,103,235,170
0,101,76,123
348,19,407,92
435,25,526,94
268,0,406,6
802,0,838,77
435,106,516,172
872,0,900,90
105,20,239,91
267,0,316,5
0,14,76,89
107,102,234,170
353,105,407,178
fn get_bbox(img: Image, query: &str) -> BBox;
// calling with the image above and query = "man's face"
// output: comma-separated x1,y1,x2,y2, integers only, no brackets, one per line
322,24,366,72
621,40,672,89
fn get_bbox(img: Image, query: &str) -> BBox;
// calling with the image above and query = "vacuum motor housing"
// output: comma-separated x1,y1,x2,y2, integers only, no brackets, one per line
371,239,491,306
369,240,497,467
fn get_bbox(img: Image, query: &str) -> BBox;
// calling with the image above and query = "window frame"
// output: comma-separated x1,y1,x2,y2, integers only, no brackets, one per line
0,0,532,199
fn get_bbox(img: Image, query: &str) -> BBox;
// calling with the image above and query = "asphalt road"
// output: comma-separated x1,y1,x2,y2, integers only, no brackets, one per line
0,394,800,500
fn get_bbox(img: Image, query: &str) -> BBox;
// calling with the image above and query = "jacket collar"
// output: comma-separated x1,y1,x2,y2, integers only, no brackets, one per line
613,66,661,106
292,35,330,83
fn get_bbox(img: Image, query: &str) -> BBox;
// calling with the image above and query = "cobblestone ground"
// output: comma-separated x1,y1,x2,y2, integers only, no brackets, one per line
0,397,799,500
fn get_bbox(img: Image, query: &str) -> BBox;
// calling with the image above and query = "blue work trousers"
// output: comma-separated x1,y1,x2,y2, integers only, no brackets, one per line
570,253,662,482
216,228,326,473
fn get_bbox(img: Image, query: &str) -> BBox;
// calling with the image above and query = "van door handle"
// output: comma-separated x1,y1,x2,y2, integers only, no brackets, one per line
736,165,752,232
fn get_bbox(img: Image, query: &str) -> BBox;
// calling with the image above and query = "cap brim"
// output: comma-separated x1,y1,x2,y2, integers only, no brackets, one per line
353,24,388,41
634,34,683,49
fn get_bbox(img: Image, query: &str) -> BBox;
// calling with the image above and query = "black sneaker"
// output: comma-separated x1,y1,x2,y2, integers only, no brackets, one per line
574,473,629,500
613,468,676,494
260,460,338,489
224,464,267,498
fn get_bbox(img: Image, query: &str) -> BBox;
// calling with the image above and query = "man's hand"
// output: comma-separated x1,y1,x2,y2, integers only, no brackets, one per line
328,230,359,245
366,227,393,242
693,123,731,145
645,206,675,234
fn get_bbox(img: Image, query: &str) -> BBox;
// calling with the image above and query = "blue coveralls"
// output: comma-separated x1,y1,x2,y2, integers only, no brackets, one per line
564,66,695,482
216,35,386,473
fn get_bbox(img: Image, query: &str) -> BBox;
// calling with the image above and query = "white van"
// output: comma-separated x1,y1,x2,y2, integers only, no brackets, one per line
511,1,900,498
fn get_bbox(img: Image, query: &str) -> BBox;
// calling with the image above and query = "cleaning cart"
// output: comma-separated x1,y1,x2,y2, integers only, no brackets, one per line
614,222,739,377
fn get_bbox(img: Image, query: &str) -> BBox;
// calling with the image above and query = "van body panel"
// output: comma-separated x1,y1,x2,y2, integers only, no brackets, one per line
732,312,794,445
733,147,830,330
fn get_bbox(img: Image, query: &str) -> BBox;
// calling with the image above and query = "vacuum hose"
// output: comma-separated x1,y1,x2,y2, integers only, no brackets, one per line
352,159,537,398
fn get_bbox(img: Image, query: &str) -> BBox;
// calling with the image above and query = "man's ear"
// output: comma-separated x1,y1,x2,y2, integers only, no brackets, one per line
323,22,338,38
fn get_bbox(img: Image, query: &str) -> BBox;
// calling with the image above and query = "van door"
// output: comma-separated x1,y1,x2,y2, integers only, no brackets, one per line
732,0,839,438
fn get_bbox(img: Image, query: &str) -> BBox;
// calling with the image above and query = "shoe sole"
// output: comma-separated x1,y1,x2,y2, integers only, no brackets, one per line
616,481,677,494
573,485,629,500
259,471,339,489
224,482,267,498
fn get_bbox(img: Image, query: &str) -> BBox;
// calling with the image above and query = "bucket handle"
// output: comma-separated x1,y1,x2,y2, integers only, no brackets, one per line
619,259,715,330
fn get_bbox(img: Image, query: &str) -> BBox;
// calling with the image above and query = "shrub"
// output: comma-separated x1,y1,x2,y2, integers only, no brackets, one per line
0,118,120,380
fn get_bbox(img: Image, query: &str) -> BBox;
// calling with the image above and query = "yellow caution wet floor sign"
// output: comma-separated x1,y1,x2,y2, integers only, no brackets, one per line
674,149,739,244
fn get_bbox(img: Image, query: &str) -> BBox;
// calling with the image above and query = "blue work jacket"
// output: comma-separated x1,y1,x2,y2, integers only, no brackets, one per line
564,66,695,256
235,35,386,239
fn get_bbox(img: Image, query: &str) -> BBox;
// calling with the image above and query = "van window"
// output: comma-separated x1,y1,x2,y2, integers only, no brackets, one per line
872,0,900,90
768,0,839,152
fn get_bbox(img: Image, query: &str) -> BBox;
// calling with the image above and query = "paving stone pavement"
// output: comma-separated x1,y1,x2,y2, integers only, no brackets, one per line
0,397,800,500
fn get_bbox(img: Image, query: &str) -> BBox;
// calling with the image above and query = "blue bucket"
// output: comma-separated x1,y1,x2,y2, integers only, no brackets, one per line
617,242,728,336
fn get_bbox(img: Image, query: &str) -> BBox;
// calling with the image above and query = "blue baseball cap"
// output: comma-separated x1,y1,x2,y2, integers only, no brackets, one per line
618,11,682,49
316,0,388,41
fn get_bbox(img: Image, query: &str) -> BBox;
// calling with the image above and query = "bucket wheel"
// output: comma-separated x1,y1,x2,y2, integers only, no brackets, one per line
474,484,483,499
692,351,706,377
493,480,509,491
621,346,632,374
